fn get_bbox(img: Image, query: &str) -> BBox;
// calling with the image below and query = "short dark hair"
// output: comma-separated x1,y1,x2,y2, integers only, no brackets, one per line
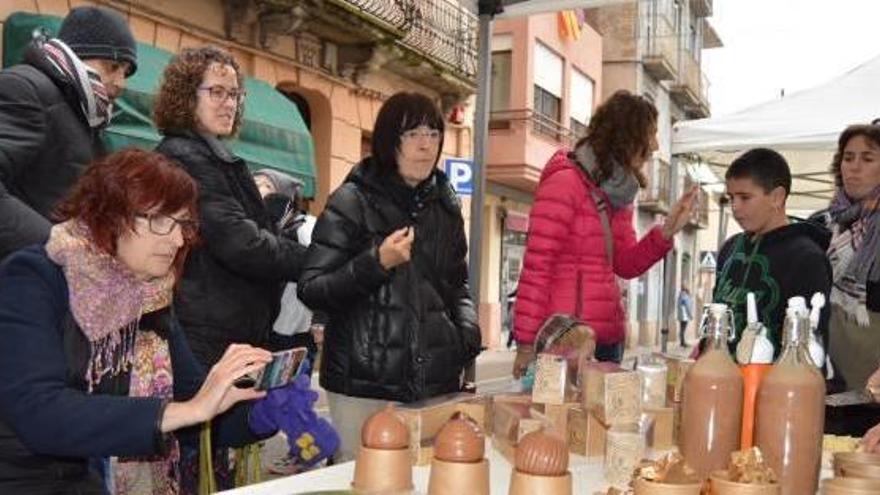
725,148,791,197
371,92,445,175
830,124,880,187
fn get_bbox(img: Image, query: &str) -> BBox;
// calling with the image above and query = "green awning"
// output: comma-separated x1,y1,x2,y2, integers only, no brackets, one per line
2,12,317,196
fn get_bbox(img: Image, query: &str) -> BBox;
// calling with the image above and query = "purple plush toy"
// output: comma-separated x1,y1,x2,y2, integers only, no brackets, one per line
249,371,340,467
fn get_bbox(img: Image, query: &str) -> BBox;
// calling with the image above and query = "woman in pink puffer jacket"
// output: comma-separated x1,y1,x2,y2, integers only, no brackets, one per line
512,91,698,374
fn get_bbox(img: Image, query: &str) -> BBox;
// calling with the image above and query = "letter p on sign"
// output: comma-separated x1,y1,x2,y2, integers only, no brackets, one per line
444,158,473,195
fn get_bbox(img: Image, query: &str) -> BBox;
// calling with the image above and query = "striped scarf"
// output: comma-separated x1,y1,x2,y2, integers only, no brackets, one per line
39,38,112,129
827,186,880,325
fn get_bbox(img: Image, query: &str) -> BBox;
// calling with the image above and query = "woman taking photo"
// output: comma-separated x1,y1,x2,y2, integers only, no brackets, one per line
298,92,482,461
512,90,697,375
0,150,300,494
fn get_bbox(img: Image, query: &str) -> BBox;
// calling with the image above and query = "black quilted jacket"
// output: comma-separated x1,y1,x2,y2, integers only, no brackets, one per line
298,158,481,402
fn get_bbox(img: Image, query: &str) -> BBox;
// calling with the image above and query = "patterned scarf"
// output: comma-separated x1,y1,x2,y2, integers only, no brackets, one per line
47,221,181,493
38,38,112,129
827,186,880,325
571,143,639,210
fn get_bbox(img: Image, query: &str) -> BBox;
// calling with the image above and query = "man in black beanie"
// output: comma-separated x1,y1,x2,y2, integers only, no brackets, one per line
0,6,138,261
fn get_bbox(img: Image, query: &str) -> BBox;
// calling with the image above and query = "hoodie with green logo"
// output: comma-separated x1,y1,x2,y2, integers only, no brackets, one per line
713,220,832,358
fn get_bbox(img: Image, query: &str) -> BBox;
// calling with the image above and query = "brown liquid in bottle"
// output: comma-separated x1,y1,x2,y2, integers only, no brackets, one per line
755,303,825,495
680,347,744,479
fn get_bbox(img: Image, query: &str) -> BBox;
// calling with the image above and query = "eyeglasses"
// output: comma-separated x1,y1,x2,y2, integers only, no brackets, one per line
198,85,246,104
401,128,442,143
136,213,198,236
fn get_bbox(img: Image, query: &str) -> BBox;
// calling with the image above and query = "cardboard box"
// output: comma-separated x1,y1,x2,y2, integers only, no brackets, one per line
397,392,488,465
604,424,645,487
567,406,589,455
586,409,611,458
643,406,674,449
490,395,534,444
398,392,487,440
532,353,568,405
584,367,642,426
531,401,580,438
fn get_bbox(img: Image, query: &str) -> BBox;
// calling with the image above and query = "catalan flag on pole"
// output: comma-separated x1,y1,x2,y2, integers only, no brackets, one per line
558,10,582,41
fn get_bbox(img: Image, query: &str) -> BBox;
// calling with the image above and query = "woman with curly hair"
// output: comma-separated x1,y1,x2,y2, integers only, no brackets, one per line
512,90,697,374
153,47,306,369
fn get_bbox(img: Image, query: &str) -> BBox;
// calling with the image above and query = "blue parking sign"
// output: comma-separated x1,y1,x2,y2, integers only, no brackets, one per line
444,158,473,195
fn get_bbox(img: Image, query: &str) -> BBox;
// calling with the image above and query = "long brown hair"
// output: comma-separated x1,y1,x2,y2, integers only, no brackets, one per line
575,90,658,187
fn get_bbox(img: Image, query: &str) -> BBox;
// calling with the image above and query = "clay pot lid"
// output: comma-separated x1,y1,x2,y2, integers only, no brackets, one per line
433,411,485,463
361,403,409,450
514,429,569,476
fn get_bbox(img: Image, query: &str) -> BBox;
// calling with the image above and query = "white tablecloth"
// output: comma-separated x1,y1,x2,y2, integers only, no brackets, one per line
219,443,616,494
218,438,838,495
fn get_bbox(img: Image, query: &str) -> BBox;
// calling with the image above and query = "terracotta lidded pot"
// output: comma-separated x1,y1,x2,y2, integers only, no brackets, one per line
352,403,413,493
508,429,572,495
427,412,489,495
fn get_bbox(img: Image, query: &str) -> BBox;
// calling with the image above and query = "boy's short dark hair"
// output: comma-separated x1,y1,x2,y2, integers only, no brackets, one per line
725,148,791,197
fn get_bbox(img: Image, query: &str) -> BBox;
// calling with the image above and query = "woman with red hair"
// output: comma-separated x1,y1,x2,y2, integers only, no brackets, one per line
0,149,335,494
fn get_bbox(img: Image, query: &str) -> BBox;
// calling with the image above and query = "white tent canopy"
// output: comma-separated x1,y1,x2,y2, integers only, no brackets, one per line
672,53,880,211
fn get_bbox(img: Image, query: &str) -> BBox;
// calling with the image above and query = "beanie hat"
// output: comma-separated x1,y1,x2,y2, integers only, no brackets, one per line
57,7,137,77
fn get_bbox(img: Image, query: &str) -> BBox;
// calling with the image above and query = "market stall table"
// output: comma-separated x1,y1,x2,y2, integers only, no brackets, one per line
219,440,620,494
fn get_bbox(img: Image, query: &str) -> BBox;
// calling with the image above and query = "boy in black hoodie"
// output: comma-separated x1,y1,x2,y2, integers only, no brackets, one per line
714,148,832,358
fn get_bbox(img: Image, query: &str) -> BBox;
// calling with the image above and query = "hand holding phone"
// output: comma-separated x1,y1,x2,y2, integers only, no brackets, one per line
236,347,308,391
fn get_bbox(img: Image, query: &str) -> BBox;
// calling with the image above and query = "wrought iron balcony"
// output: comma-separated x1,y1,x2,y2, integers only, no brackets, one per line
489,108,576,146
639,158,671,213
642,10,677,81
225,0,478,95
670,51,710,118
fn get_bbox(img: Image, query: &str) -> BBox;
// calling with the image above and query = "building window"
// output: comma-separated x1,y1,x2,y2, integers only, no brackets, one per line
533,86,561,138
533,41,563,138
569,68,593,139
491,50,512,113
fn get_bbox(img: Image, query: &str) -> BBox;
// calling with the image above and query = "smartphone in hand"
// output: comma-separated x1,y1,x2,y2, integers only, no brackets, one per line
237,347,308,391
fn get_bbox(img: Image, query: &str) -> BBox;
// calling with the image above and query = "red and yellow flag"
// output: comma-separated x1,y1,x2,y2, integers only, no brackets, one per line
558,10,582,41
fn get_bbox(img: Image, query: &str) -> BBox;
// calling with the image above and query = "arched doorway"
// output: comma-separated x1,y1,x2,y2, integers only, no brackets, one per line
276,84,331,212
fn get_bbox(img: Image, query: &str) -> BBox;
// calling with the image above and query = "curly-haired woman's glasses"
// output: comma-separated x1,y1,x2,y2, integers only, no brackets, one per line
136,213,198,236
198,85,246,104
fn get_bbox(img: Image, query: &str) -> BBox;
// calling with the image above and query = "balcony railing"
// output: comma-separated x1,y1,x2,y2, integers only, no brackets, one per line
489,108,575,146
642,9,677,81
670,51,709,118
327,0,478,81
639,159,671,213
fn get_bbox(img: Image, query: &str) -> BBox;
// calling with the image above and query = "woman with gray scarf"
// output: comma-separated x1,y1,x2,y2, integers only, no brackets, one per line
512,90,697,376
821,124,880,391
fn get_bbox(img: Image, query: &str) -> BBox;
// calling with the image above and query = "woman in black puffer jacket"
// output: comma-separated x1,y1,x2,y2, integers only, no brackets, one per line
298,92,482,460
